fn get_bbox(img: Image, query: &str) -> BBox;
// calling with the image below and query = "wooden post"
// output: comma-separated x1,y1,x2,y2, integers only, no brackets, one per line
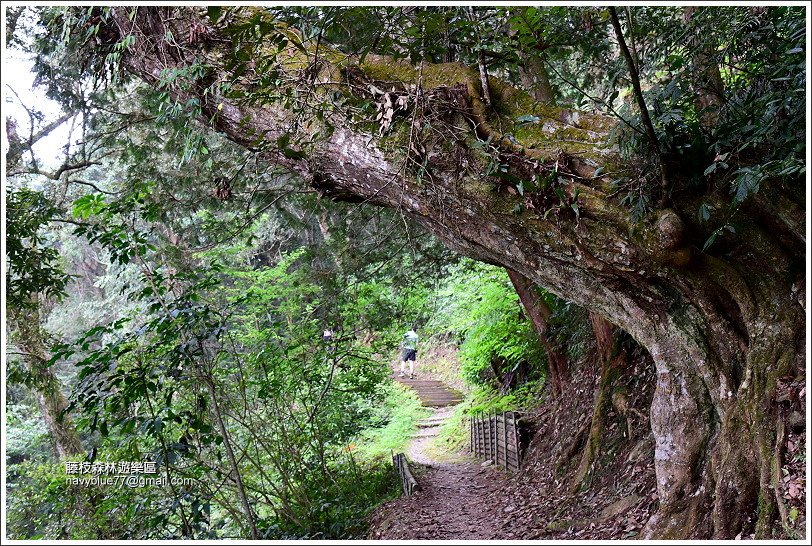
493,413,497,463
490,412,496,462
493,414,499,466
513,412,520,470
477,417,482,456
508,412,513,469
476,417,480,456
484,414,493,460
498,413,504,469
474,417,479,455
502,412,509,470
484,415,489,459
474,417,478,456
481,416,485,457
509,412,516,470
482,415,486,458
497,413,502,468
494,414,500,468
478,416,482,456
483,415,488,458
479,417,488,459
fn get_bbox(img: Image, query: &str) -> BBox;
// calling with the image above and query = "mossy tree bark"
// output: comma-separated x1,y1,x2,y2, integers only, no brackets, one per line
8,302,83,459
518,53,555,104
96,8,805,538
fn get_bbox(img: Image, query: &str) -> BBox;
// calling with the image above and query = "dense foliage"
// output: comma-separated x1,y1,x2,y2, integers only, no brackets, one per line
427,260,544,385
4,4,805,540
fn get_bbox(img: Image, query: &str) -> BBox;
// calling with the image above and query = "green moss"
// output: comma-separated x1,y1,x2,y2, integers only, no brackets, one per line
359,59,477,90
377,121,413,158
489,78,558,120
359,59,418,84
354,56,617,166
486,77,614,158
460,176,493,198
755,493,776,538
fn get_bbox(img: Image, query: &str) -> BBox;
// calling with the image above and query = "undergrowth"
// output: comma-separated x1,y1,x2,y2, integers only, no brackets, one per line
431,380,546,456
353,382,429,463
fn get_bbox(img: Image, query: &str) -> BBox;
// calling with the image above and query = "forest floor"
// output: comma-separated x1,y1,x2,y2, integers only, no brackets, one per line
367,403,510,539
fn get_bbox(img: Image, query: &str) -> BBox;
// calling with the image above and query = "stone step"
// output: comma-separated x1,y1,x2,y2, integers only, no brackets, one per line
417,421,446,428
396,379,451,387
412,388,463,395
418,417,448,424
394,376,464,408
410,430,439,439
401,381,451,391
403,387,461,393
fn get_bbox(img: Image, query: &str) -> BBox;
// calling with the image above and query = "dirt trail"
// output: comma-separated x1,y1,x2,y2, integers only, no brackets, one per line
369,374,508,539
405,406,454,466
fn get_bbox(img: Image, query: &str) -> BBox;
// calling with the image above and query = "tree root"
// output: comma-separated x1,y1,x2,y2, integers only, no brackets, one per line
570,375,611,493
570,314,635,493
555,420,589,474
770,418,789,530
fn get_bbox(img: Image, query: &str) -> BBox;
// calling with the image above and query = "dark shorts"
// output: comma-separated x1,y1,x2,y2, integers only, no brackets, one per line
402,348,416,361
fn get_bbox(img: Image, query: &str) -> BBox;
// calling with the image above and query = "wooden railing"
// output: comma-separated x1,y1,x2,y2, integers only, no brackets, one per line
469,411,523,472
392,452,418,496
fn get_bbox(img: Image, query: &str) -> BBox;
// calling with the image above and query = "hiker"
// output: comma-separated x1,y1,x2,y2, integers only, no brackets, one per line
323,328,335,352
399,328,419,379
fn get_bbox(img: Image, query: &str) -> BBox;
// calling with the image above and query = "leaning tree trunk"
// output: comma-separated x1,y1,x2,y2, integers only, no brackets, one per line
570,313,631,491
518,53,555,104
9,303,83,458
91,7,805,538
506,268,568,393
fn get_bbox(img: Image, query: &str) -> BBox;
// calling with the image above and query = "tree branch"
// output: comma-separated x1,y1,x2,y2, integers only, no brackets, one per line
9,160,101,181
467,7,492,106
608,6,671,206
